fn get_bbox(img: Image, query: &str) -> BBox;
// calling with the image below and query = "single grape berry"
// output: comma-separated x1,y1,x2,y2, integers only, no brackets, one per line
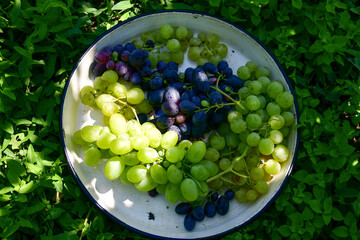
175,202,193,215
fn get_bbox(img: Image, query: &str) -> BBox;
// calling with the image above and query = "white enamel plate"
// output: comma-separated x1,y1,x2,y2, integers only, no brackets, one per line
60,10,299,240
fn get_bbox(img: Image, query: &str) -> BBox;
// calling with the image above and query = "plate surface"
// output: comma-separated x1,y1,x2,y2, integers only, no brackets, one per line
60,10,299,240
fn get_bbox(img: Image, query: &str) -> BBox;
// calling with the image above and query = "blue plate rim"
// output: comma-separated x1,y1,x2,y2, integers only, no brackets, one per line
60,9,300,240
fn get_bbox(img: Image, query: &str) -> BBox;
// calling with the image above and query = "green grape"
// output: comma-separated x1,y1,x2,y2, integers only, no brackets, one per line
204,148,220,162
96,132,116,149
84,147,101,166
73,130,87,146
276,92,294,109
267,81,284,99
189,37,201,46
161,131,178,149
246,189,258,201
160,24,174,40
233,156,246,171
219,158,231,170
132,39,144,49
103,115,110,126
227,110,242,123
178,139,192,151
213,43,228,58
235,188,248,203
188,46,202,61
159,51,171,63
167,164,183,184
166,39,181,52
246,113,262,130
101,70,118,83
122,151,140,166
200,160,219,177
225,131,239,149
144,127,162,149
148,51,159,68
171,50,184,64
249,80,263,95
190,165,209,181
150,164,168,184
238,87,250,100
244,81,252,88
135,171,158,192
126,88,144,105
254,180,269,194
264,159,281,175
256,109,270,122
96,94,115,109
107,82,127,99
258,138,275,155
246,95,261,111
280,126,290,138
254,66,270,79
257,76,271,93
81,125,103,143
81,92,95,105
197,32,207,42
142,122,156,132
141,31,155,43
230,118,247,133
269,130,283,144
102,102,119,117
209,54,222,65
165,182,182,203
186,29,193,40
137,99,153,114
196,57,208,66
200,47,212,59
197,181,209,197
272,144,290,162
218,122,231,136
206,33,220,48
156,184,167,194
154,29,165,44
127,119,144,136
104,156,125,180
186,141,206,163
266,102,281,116
109,137,132,155
179,39,188,52
236,100,249,115
109,113,127,136
247,132,261,146
120,166,131,184
137,147,159,163
237,66,251,80
93,76,106,92
80,86,95,97
127,165,148,183
245,61,257,73
175,26,189,39
130,135,149,150
250,167,264,181
165,146,186,163
180,178,198,202
209,133,226,150
268,114,285,130
281,111,295,126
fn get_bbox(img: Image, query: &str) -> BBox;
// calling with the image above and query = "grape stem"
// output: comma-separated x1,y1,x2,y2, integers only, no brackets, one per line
210,86,244,110
196,102,235,113
206,146,250,183
115,98,140,124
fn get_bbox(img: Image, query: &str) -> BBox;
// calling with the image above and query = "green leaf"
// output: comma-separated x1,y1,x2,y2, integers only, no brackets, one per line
13,46,32,59
292,0,302,9
112,1,134,10
209,0,221,7
332,226,348,238
277,224,291,237
331,207,344,221
0,120,14,134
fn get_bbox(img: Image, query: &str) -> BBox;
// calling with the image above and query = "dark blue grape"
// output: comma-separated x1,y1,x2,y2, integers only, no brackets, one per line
178,121,191,135
191,96,202,107
187,88,198,98
148,188,158,197
161,101,179,116
217,60,229,73
192,206,205,221
220,84,234,95
168,125,182,141
209,76,217,85
184,67,194,83
175,202,193,215
115,61,128,75
202,62,218,74
164,87,181,105
179,100,197,115
225,75,244,90
106,60,115,70
130,72,142,85
225,190,235,200
184,213,196,231
192,122,207,138
204,201,216,218
114,44,124,54
180,92,190,101
210,192,219,202
222,67,233,78
154,107,164,118
175,113,186,124
156,61,167,73
192,67,208,84
121,50,131,62
156,115,175,129
192,111,207,125
139,66,152,77
209,91,223,105
92,62,106,77
124,42,136,53
167,61,178,71
95,51,110,64
198,94,208,101
216,195,230,215
102,46,114,56
208,112,223,129
170,82,186,94
145,59,152,67
129,49,147,69
149,77,163,90
163,69,179,84
145,40,155,48
197,81,210,93
148,88,165,106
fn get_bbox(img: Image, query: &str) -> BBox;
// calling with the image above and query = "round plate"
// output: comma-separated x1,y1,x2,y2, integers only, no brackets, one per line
60,10,299,240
